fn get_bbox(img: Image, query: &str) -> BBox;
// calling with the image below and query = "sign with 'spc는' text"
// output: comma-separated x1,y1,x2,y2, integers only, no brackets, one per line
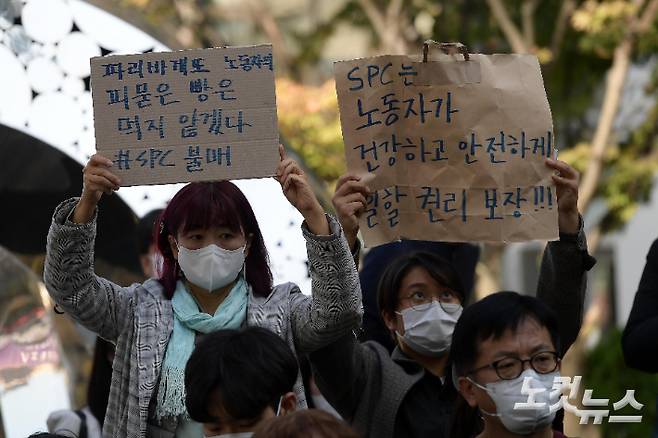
90,44,279,186
335,52,559,246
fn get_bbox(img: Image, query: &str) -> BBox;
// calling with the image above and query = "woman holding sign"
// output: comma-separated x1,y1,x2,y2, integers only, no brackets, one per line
43,145,362,438
309,158,595,438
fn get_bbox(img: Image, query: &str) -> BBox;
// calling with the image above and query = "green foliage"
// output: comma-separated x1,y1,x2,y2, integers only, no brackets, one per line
573,0,637,57
571,0,658,58
584,328,658,437
600,145,658,230
276,78,346,191
557,60,658,234
285,0,658,231
111,0,658,231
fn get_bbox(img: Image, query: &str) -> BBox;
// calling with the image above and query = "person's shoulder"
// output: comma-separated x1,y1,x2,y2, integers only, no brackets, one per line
362,339,390,356
267,282,305,302
649,238,658,258
272,281,302,295
136,278,168,302
248,282,301,308
362,340,408,371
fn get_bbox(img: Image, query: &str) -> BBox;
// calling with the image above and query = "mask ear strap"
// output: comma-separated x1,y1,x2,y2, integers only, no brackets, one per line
478,407,500,418
275,396,283,416
466,377,500,418
466,376,488,391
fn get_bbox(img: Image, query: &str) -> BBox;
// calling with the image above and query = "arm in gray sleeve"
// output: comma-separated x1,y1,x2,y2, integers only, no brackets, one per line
44,198,138,342
289,214,363,354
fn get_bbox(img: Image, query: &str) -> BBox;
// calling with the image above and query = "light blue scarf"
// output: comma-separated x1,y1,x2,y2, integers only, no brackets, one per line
155,278,248,421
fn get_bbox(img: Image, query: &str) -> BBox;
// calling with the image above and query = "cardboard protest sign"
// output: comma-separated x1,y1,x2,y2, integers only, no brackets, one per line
90,44,279,186
335,48,559,246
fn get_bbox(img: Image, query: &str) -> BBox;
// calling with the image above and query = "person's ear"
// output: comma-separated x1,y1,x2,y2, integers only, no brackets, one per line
139,254,153,278
168,235,179,260
244,233,253,258
381,310,399,333
279,391,297,415
458,376,479,408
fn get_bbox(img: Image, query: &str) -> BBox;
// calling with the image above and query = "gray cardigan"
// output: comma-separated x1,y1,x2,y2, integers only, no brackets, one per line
311,226,594,438
43,198,363,438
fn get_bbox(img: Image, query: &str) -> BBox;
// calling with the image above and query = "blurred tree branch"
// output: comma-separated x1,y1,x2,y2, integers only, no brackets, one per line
578,0,658,213
486,0,529,52
549,0,576,62
356,0,409,53
521,0,539,49
207,0,293,72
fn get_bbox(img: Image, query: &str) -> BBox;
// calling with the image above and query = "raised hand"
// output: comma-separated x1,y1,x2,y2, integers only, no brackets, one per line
332,174,369,251
276,145,329,235
73,153,121,224
545,158,580,235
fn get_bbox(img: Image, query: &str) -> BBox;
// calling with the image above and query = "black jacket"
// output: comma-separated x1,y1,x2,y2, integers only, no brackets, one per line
622,238,658,372
311,228,593,438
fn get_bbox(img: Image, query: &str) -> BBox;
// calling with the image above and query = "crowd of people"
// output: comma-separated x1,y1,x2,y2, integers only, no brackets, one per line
32,139,657,438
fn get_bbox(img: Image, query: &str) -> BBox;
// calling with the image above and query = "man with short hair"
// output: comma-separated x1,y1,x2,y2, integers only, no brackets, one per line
451,291,568,438
184,327,299,438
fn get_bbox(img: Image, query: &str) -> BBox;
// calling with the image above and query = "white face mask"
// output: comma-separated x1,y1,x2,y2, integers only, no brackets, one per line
469,369,559,435
396,301,463,357
177,243,246,292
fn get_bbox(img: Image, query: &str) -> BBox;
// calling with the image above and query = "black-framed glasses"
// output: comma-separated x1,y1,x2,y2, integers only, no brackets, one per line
467,351,560,380
401,290,461,314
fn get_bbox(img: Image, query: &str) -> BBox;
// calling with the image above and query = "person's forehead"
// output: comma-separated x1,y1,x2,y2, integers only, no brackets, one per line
182,224,240,233
399,266,444,289
476,317,554,360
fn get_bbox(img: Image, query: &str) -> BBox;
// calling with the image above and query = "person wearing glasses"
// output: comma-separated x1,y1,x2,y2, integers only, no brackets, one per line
309,159,593,438
450,291,567,438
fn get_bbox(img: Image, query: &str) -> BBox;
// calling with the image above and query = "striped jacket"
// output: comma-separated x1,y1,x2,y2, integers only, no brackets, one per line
44,198,363,438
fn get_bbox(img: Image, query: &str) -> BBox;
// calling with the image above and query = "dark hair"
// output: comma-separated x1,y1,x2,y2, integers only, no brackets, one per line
136,209,163,255
448,292,562,438
359,241,479,352
28,434,72,438
450,291,561,379
87,337,114,426
155,181,272,299
184,327,298,424
377,251,465,318
297,354,316,409
252,409,359,438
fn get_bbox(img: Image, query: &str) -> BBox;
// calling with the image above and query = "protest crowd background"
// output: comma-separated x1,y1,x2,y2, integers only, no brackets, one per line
1,1,658,438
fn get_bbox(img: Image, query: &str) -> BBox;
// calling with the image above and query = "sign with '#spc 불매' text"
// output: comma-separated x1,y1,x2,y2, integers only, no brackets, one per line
335,48,559,246
90,44,279,186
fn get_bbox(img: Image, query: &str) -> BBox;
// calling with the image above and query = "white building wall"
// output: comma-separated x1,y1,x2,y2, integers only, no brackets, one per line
608,176,658,327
